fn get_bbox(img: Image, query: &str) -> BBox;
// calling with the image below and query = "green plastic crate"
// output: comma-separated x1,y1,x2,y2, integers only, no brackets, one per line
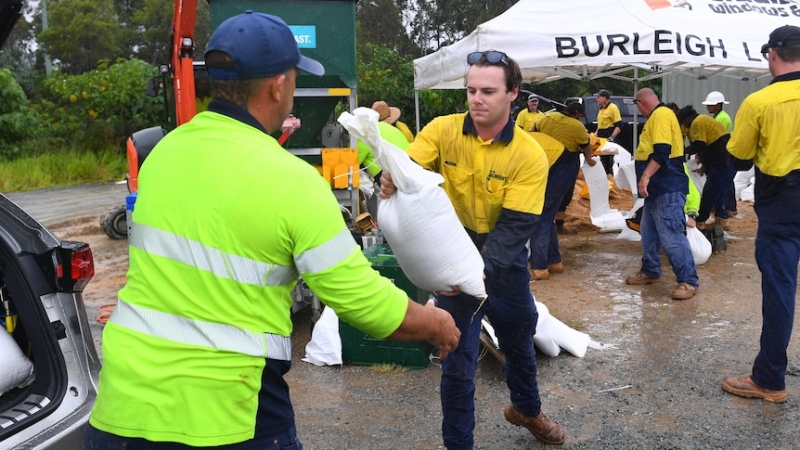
340,243,433,369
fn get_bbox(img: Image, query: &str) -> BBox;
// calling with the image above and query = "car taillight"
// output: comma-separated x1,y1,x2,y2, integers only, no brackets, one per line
57,241,95,292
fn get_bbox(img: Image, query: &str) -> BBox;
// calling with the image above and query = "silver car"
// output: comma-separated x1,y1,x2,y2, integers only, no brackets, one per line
0,2,101,446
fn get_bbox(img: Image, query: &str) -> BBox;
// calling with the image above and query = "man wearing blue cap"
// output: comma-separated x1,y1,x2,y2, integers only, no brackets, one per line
722,24,800,404
84,11,460,449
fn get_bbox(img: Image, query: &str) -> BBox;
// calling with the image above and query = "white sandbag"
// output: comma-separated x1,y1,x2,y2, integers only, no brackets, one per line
687,223,712,265
338,109,486,299
0,327,34,396
741,177,755,202
532,301,561,357
302,307,342,366
481,300,591,358
358,168,374,199
734,167,755,200
535,300,591,357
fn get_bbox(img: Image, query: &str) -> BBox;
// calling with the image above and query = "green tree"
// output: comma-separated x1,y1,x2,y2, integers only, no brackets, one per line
356,0,418,57
357,43,463,130
408,0,518,53
38,0,124,75
0,69,40,159
0,12,38,94
37,59,163,150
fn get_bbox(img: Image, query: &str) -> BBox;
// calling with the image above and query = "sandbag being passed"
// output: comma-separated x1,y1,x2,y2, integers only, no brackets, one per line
338,109,486,300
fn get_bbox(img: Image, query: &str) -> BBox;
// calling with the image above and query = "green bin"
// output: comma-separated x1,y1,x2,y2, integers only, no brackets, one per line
208,0,357,153
339,243,434,369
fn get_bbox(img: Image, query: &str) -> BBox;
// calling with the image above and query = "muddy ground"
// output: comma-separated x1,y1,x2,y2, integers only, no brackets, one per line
45,182,800,450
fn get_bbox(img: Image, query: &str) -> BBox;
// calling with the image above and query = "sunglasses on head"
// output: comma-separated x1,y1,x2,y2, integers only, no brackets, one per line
467,51,509,66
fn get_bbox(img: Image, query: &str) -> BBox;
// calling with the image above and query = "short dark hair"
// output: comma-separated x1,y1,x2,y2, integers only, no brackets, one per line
775,45,800,63
675,105,697,124
467,52,522,93
206,50,263,108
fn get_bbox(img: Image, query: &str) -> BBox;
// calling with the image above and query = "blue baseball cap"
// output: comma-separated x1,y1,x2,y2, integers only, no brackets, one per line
205,11,324,80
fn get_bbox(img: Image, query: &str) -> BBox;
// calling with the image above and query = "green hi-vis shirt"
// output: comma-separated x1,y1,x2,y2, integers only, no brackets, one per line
357,121,410,176
90,108,409,446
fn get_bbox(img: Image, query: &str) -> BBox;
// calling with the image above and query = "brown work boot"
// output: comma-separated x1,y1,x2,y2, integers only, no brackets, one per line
547,262,564,274
721,376,787,403
717,218,731,231
696,221,709,231
530,268,550,281
625,271,661,285
671,283,697,300
504,404,565,445
556,224,578,235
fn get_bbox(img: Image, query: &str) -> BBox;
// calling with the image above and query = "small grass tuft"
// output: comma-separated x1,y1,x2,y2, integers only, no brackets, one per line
369,364,409,374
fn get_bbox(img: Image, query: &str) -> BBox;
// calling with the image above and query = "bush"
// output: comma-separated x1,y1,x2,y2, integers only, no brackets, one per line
37,59,164,152
0,69,40,160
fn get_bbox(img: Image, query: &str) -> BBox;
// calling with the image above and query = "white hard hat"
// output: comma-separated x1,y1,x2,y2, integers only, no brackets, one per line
701,91,730,105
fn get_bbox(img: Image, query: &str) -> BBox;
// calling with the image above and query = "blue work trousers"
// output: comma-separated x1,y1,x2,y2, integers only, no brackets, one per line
438,268,540,450
530,151,579,270
697,164,736,223
639,192,699,287
751,219,800,391
84,424,302,450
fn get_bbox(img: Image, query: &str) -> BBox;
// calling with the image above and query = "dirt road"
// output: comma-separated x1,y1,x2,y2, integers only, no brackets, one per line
13,183,800,449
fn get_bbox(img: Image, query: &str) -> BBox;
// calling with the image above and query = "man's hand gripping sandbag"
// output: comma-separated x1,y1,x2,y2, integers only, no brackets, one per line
338,108,487,300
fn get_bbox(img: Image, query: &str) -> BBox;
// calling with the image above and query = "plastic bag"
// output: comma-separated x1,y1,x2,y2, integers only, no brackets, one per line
687,223,712,265
338,109,487,299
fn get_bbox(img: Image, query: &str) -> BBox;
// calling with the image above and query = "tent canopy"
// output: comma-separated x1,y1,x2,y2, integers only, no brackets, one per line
413,0,799,90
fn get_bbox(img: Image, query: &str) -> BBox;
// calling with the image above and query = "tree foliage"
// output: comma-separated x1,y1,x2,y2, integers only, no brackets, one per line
37,59,163,151
0,69,40,159
356,43,464,131
38,0,124,74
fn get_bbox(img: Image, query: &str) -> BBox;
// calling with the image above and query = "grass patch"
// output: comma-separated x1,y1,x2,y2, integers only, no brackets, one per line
369,363,409,374
0,149,126,193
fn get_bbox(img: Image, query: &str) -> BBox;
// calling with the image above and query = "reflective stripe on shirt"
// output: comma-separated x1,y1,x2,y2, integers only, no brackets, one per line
109,300,292,361
294,227,359,275
129,223,298,286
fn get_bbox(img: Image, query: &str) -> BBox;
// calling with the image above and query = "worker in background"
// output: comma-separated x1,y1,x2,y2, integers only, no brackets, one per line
701,91,738,219
357,101,410,219
675,105,735,231
372,100,415,143
357,100,410,181
702,91,732,132
535,100,596,236
722,24,800,404
515,93,545,131
527,131,580,281
381,50,565,447
84,12,460,450
625,88,699,301
594,89,623,175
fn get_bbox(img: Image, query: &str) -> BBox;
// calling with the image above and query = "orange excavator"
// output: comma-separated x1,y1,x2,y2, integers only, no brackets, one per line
101,0,360,241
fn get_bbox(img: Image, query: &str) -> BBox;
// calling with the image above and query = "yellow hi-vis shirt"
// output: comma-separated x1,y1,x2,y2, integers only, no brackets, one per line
728,78,800,178
407,113,548,234
534,111,590,152
687,114,727,148
528,131,566,168
90,109,409,446
597,102,622,132
515,108,545,131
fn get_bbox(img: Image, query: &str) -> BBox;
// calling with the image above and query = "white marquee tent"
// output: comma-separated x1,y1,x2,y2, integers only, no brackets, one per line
412,0,800,126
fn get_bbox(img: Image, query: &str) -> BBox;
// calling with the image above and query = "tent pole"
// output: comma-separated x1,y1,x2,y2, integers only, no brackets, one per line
415,90,421,135
633,67,640,151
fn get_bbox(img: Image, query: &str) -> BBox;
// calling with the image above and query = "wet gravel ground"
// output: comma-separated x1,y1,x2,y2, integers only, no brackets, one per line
31,185,796,450
286,213,800,450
